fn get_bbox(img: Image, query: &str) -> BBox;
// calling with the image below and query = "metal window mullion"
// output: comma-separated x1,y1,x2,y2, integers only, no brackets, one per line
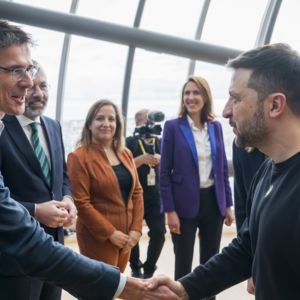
187,0,211,77
255,0,282,46
55,0,79,123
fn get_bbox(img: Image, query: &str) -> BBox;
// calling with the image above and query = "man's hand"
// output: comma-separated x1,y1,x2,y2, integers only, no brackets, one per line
35,200,69,228
62,196,77,227
109,230,129,248
146,275,189,299
224,207,235,226
119,277,181,300
134,154,160,168
247,277,255,295
119,276,147,299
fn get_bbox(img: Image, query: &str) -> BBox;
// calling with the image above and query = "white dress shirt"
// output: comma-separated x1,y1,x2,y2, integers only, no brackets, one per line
16,115,51,169
187,115,214,188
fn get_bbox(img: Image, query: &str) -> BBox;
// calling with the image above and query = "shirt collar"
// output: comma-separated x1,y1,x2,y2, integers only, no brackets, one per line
0,120,4,136
187,114,207,131
16,115,41,128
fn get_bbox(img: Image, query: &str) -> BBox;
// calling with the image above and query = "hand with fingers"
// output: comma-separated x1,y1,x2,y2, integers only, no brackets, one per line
167,211,181,235
145,275,189,300
35,200,69,228
109,230,129,248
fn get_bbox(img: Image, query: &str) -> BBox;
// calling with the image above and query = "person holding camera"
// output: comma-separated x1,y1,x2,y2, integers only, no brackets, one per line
159,76,234,300
126,109,166,279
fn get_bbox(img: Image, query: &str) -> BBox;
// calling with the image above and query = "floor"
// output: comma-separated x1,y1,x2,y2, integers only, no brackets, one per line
62,225,254,300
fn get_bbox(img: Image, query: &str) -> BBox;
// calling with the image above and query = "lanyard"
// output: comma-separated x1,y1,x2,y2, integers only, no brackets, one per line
137,138,155,167
137,138,155,154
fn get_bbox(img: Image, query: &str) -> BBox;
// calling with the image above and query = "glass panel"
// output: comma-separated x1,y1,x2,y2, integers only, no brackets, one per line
77,0,139,25
271,0,300,51
194,62,233,158
12,0,71,11
127,49,190,137
201,0,268,50
62,37,128,151
140,0,205,38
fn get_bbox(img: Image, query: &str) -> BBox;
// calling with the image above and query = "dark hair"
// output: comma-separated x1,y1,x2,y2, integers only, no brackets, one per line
227,43,300,115
178,75,214,124
0,19,32,49
77,99,125,151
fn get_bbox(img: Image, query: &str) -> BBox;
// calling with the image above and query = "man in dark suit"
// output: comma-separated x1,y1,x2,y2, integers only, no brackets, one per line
0,61,77,300
0,19,179,300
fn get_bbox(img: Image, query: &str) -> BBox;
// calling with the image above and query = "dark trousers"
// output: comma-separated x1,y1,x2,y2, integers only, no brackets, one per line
172,186,224,300
130,213,166,274
0,275,61,300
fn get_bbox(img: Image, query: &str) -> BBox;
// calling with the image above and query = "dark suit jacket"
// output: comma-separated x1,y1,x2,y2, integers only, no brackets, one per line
232,143,265,231
0,174,120,300
0,114,71,243
160,117,232,218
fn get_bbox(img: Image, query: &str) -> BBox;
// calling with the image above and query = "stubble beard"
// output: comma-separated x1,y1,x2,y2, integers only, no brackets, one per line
235,103,268,149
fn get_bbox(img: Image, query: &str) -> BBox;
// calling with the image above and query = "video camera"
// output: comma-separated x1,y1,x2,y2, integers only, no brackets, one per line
133,111,165,139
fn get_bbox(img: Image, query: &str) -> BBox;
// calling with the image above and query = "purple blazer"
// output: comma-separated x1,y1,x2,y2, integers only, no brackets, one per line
160,117,232,218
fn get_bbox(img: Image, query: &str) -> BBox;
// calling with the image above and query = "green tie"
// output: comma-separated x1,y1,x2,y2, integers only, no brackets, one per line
30,122,51,186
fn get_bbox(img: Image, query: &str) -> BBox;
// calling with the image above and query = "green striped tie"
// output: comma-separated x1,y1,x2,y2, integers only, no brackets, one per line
30,122,51,186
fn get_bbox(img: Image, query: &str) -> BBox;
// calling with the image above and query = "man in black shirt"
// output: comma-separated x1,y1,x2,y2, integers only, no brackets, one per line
126,109,166,279
146,43,300,300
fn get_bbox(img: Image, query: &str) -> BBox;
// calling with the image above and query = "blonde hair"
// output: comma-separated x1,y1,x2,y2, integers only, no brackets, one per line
178,76,215,124
77,99,125,152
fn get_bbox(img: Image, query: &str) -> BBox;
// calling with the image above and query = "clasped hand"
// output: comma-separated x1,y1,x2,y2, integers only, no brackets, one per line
119,275,189,300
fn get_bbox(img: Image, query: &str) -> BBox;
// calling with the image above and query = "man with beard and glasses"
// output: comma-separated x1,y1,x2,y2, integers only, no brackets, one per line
0,61,77,300
146,43,300,300
0,19,178,300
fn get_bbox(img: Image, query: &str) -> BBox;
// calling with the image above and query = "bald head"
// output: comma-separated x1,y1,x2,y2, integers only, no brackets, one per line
135,109,149,126
24,61,49,120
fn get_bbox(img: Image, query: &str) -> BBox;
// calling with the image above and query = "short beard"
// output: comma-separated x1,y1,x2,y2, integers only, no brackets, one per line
235,102,268,148
24,105,45,119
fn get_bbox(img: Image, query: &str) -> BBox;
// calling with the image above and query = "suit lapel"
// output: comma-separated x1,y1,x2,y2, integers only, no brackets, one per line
179,119,198,167
3,116,42,172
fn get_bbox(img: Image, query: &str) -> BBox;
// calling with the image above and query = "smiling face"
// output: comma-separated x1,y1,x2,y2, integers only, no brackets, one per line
223,68,269,148
89,104,117,145
24,67,48,120
183,81,205,119
0,44,33,117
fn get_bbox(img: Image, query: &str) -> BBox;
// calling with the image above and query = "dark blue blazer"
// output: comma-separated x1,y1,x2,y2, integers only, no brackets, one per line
0,114,71,243
160,117,232,218
0,175,120,299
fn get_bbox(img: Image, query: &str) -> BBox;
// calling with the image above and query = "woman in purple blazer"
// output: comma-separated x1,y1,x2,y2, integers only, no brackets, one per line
160,76,234,297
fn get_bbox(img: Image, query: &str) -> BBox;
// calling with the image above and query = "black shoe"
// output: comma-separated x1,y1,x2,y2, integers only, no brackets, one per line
142,272,154,279
131,268,143,278
143,264,157,279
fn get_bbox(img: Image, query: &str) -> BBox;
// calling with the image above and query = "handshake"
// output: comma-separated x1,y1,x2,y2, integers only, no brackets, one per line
119,275,189,300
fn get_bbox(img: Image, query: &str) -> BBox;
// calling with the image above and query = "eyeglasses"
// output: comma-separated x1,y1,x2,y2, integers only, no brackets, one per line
0,65,39,81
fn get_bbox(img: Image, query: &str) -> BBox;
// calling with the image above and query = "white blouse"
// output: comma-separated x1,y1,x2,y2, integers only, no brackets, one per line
187,115,214,188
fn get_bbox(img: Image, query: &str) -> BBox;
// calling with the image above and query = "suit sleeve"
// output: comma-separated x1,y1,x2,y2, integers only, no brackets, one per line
0,176,120,300
232,142,247,231
159,121,176,212
179,224,252,299
57,121,72,197
216,121,233,207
